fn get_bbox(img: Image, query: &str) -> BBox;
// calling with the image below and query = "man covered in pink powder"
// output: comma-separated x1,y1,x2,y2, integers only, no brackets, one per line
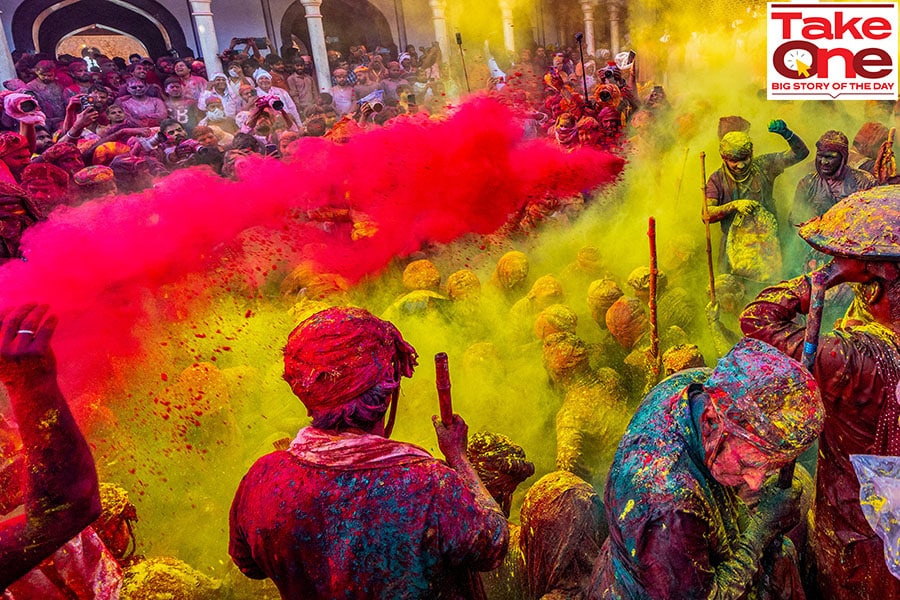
229,307,508,599
741,187,900,599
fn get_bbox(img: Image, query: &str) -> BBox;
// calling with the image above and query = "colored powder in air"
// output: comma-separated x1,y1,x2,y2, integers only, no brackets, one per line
0,95,623,412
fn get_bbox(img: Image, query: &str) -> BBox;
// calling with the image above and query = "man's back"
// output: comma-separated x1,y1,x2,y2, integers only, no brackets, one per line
230,428,507,599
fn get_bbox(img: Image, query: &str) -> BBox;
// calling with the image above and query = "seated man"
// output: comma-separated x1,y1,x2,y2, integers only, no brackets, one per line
229,307,508,599
590,337,824,599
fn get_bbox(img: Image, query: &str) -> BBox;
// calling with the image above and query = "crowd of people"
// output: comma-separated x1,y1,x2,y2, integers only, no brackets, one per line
1,18,900,600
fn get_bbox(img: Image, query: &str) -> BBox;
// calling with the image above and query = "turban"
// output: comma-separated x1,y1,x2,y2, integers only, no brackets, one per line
0,181,28,199
605,296,649,350
209,72,227,81
527,274,564,303
542,332,589,376
0,132,28,158
704,337,824,461
283,307,418,415
253,68,272,82
40,142,80,164
109,155,149,175
816,129,849,164
73,165,115,187
92,141,131,166
719,131,753,160
576,247,603,274
717,115,751,140
534,304,578,340
402,259,441,291
586,278,623,322
592,84,621,109
662,343,705,376
353,66,369,75
494,251,529,290
853,122,889,158
626,266,667,294
467,431,535,501
21,162,68,188
445,269,481,301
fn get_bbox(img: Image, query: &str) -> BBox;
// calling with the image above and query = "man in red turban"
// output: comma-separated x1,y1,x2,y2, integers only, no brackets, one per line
229,307,508,599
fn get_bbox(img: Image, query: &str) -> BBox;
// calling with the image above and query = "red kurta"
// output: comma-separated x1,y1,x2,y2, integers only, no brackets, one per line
229,427,508,599
741,276,900,599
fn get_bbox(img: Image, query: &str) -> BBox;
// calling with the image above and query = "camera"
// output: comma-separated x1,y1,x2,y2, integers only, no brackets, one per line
168,48,179,58
575,32,584,42
357,90,384,114
364,100,384,113
17,98,37,113
268,97,284,111
603,69,615,79
598,90,612,102
80,95,97,112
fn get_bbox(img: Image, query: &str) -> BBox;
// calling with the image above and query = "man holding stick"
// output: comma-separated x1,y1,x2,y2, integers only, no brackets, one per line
741,186,900,599
229,307,508,599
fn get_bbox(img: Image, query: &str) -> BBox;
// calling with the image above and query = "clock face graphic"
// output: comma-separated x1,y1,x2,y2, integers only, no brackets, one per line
784,49,813,76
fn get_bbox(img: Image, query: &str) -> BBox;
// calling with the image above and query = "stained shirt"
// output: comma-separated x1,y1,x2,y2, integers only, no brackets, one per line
229,427,508,600
705,134,808,272
591,369,763,599
741,276,900,599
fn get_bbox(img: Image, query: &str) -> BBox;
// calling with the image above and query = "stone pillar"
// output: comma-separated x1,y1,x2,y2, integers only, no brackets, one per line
300,0,332,92
429,0,450,67
188,0,223,75
499,0,515,55
0,15,16,84
608,0,621,55
581,1,596,57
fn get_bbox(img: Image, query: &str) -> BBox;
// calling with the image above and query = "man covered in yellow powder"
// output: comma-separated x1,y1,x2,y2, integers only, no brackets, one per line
704,120,808,279
589,337,823,599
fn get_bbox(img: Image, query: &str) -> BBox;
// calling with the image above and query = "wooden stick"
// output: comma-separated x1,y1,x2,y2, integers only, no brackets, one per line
648,217,660,377
673,146,690,208
700,152,716,304
435,352,453,425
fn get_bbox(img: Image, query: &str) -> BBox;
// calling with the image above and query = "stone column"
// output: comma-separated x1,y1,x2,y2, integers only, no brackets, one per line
0,15,16,84
499,0,515,55
188,0,223,75
608,0,621,55
581,1,596,57
300,0,332,92
429,0,450,67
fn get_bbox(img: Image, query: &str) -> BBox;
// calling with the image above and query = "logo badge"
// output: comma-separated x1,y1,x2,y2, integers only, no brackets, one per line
768,2,899,100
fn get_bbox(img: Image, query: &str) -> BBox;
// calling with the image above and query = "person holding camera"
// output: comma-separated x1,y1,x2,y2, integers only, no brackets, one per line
598,63,639,120
253,69,300,125
240,96,299,151
52,94,101,153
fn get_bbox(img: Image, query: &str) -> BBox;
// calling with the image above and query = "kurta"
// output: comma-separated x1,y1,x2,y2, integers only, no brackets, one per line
229,426,508,599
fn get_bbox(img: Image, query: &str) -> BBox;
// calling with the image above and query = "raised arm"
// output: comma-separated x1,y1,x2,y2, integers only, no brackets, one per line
0,304,100,589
